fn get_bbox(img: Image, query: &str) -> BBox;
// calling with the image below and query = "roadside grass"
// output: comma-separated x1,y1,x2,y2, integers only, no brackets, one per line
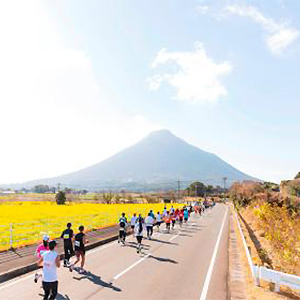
232,206,300,300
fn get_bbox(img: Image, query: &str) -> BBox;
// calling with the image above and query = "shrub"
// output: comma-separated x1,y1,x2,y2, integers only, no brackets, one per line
55,191,66,205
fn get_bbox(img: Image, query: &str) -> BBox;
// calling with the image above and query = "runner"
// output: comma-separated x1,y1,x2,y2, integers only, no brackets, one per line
70,225,88,274
145,213,154,239
137,213,143,223
178,209,184,228
156,211,162,232
130,213,137,231
134,217,145,254
184,208,189,224
60,222,74,267
171,212,176,230
118,213,127,245
149,210,155,219
37,240,60,300
164,211,171,233
162,206,167,217
170,205,175,214
34,235,50,283
174,208,179,219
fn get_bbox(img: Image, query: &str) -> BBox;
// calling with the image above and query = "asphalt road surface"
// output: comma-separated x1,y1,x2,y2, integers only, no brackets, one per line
0,204,229,300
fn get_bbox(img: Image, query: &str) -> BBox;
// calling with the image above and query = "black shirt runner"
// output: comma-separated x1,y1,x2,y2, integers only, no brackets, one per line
75,232,85,254
61,228,74,265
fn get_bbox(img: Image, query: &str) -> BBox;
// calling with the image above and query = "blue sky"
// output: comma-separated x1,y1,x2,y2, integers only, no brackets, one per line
0,0,299,184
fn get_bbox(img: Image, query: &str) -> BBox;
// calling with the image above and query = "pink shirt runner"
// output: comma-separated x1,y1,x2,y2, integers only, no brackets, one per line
36,244,49,258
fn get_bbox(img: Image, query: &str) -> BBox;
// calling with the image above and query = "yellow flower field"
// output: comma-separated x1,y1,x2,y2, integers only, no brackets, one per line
0,201,182,251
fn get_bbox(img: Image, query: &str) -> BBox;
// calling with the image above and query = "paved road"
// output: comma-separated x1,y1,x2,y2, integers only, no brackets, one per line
0,204,229,300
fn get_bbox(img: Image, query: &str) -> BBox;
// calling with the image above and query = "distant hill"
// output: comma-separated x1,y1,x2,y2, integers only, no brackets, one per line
1,130,259,190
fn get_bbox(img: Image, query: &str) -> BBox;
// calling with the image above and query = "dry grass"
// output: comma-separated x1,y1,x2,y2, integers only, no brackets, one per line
232,206,300,299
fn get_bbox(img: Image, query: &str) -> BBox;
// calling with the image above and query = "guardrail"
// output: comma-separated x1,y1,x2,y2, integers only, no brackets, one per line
232,204,300,292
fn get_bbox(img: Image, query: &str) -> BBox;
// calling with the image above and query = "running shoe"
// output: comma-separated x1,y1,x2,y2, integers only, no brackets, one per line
69,264,74,272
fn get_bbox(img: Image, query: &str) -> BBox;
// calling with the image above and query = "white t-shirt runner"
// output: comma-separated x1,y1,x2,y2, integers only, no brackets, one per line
145,216,154,227
156,214,162,222
130,216,137,226
42,250,58,282
134,223,145,237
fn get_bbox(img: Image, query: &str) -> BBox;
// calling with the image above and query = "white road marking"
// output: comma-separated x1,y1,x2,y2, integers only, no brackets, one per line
199,207,228,300
0,273,34,291
169,234,179,242
113,253,151,280
113,232,180,280
0,221,189,292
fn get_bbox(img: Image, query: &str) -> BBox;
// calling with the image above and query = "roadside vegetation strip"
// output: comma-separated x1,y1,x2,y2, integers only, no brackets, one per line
229,181,300,276
231,205,300,300
0,202,182,251
232,205,300,300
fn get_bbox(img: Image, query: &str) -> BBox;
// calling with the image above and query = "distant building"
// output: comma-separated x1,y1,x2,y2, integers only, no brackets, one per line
0,190,16,195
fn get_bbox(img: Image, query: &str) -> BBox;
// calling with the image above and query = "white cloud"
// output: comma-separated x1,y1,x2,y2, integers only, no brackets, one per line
197,5,209,15
0,0,159,184
226,5,299,55
147,43,232,103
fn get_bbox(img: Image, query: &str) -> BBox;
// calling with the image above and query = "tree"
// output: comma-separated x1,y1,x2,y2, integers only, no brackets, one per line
102,190,113,204
206,185,214,194
33,184,50,193
187,181,206,197
55,191,66,205
295,172,300,180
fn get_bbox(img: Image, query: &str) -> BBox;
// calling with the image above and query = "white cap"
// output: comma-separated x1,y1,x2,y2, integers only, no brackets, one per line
43,235,50,241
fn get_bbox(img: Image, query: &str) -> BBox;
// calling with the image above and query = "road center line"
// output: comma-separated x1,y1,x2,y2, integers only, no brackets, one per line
169,234,179,242
0,273,34,291
0,227,177,290
113,231,180,280
113,253,151,280
199,207,228,300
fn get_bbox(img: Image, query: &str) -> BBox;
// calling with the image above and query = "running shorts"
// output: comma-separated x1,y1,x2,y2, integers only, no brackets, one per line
75,249,85,256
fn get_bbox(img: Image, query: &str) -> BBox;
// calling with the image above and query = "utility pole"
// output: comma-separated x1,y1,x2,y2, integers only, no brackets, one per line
222,177,228,191
177,180,180,201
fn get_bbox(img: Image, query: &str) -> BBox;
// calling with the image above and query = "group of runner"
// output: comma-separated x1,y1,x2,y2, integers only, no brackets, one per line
35,201,215,300
34,223,89,299
117,204,207,253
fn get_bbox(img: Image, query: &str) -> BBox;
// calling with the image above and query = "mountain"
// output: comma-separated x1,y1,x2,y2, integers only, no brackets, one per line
2,130,259,190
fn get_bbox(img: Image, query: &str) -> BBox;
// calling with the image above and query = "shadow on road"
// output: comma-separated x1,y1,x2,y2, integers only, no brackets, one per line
148,255,178,264
178,233,193,237
188,224,204,229
150,238,178,246
73,271,121,292
179,228,201,234
56,293,71,300
124,241,150,250
39,293,70,300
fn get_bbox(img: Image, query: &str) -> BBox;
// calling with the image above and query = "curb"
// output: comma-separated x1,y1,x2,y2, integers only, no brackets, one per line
0,234,121,284
228,208,248,300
